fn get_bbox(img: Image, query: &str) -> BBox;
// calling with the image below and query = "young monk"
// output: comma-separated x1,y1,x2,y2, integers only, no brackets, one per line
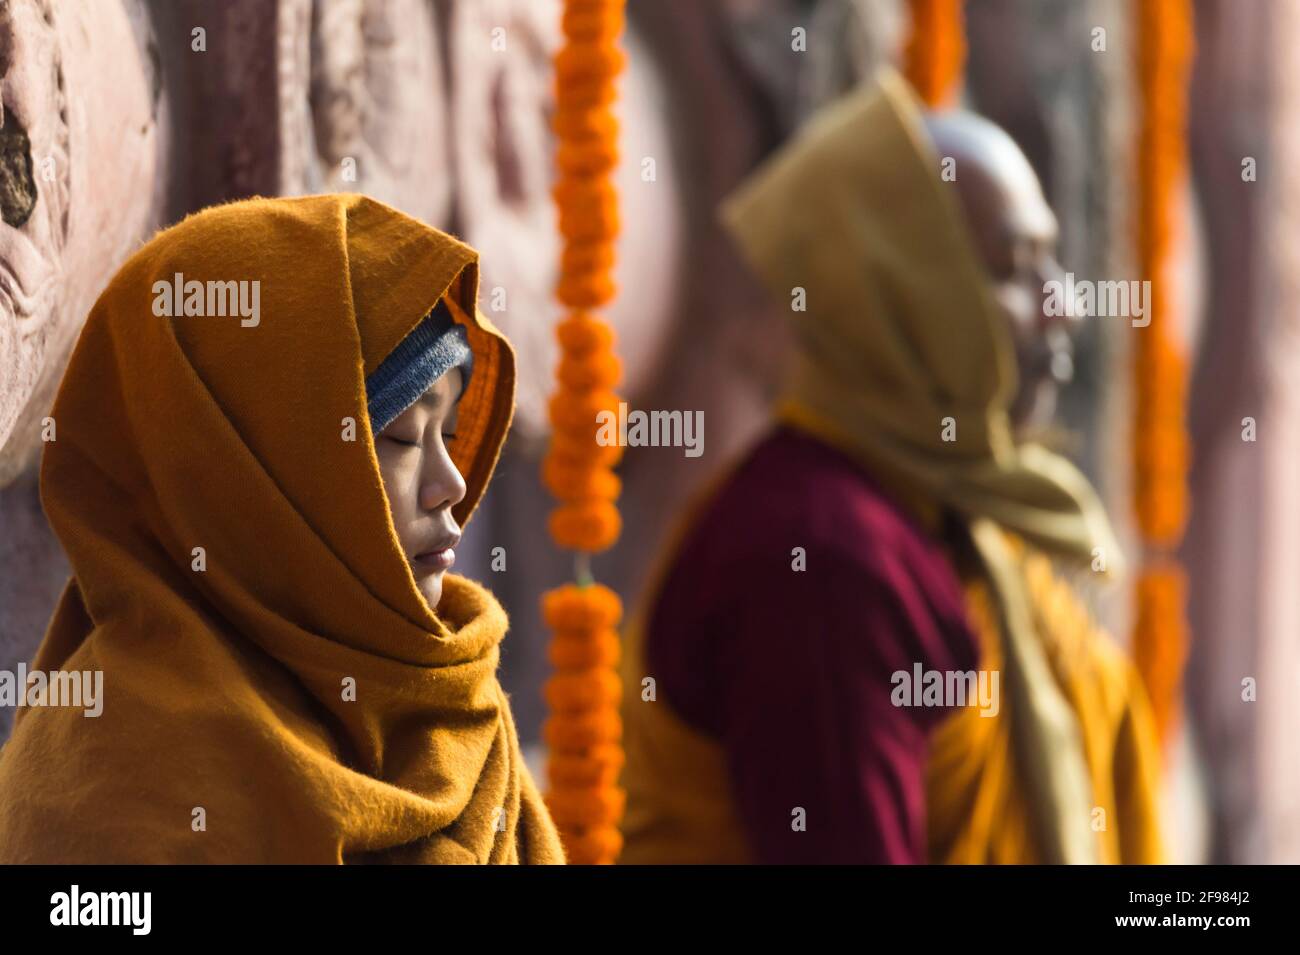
619,71,1165,865
0,194,564,864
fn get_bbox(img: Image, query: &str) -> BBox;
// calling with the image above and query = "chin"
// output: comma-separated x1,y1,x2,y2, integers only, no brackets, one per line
1010,383,1059,435
420,574,445,611
1031,389,1059,428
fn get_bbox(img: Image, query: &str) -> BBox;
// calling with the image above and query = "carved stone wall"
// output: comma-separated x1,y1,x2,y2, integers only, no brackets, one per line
0,0,165,740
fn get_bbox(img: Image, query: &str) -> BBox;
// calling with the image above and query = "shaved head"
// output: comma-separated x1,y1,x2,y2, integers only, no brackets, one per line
922,111,1074,430
924,112,1041,196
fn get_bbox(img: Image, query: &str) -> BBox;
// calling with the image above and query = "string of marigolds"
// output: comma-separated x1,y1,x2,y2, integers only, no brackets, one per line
1132,0,1194,748
541,0,628,865
903,0,966,107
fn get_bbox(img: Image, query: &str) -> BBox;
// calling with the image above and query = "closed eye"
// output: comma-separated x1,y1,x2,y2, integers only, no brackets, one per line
384,435,419,448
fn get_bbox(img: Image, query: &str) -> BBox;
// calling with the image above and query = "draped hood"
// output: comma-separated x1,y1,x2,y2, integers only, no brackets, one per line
0,194,563,864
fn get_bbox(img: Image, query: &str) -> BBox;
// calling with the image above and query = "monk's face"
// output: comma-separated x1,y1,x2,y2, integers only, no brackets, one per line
966,165,1073,429
373,368,466,611
932,117,1077,429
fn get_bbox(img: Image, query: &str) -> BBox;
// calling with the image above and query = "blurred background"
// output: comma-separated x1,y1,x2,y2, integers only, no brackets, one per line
0,0,1293,864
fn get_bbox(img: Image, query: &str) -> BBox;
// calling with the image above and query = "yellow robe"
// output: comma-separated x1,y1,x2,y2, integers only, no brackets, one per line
927,540,1165,863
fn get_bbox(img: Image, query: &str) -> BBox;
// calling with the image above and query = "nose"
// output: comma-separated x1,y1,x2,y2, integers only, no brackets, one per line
418,442,467,514
1037,255,1080,335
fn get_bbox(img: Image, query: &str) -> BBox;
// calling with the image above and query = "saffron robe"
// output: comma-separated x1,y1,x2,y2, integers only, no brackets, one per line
700,67,1153,862
0,195,564,864
619,427,1165,864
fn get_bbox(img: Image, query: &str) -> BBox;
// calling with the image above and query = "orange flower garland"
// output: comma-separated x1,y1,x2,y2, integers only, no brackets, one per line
542,0,628,864
903,0,967,107
1133,0,1195,746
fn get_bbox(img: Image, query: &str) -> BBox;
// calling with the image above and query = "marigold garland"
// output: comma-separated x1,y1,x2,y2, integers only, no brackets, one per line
903,0,966,106
1133,0,1194,746
542,0,628,864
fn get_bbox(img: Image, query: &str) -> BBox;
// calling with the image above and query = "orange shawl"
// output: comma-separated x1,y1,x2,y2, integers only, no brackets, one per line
0,195,564,864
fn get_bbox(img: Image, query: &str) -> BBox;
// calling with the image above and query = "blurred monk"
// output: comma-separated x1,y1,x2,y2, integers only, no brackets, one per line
619,71,1164,865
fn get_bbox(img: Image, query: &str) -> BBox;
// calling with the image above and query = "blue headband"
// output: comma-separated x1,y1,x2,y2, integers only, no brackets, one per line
364,301,474,435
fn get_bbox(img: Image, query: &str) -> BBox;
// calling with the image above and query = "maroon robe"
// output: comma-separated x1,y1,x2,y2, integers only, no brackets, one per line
643,425,980,863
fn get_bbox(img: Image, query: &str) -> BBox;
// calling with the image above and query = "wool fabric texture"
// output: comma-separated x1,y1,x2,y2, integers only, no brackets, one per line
0,194,564,864
365,301,474,435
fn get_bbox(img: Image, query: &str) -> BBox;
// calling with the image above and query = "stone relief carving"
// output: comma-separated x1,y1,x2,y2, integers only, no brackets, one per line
0,0,163,484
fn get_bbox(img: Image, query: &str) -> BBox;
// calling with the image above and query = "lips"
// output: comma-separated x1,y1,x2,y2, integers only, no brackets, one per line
412,530,461,574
